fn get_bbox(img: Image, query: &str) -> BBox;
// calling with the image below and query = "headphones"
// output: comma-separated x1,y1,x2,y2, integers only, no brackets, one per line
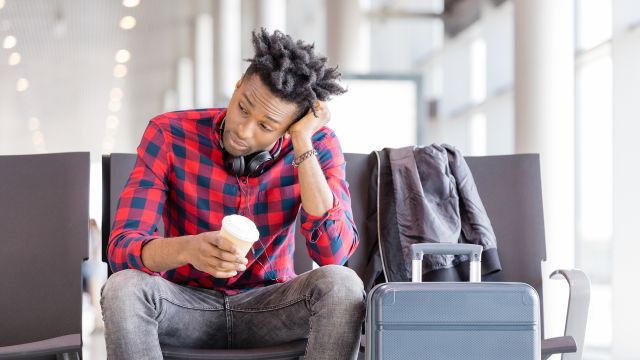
218,117,283,177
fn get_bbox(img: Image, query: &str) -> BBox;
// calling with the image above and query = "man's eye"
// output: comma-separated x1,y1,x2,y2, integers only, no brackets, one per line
259,123,272,131
239,104,248,114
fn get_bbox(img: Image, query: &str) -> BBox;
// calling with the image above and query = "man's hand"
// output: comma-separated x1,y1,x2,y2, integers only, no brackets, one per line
286,100,335,216
187,231,249,279
287,101,330,142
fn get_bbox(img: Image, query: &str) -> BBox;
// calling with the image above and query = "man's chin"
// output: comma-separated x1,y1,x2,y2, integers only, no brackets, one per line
226,150,243,157
226,147,250,157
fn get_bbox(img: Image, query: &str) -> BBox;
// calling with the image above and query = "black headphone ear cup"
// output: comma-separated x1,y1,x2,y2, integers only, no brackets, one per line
233,156,245,177
246,151,273,177
223,151,246,177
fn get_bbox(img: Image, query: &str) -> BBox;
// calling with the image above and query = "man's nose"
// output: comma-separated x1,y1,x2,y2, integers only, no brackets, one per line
235,119,254,140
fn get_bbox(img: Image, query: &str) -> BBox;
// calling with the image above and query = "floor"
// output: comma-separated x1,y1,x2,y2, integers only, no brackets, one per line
82,293,107,359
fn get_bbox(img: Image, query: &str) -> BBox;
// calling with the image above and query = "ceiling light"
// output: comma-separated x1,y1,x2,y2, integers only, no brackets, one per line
113,64,128,78
119,16,136,30
8,52,21,66
16,78,29,92
32,131,44,145
122,0,140,8
0,0,5,10
108,100,122,112
53,9,67,39
106,115,120,129
115,49,130,63
28,117,40,131
110,87,123,101
3,35,16,49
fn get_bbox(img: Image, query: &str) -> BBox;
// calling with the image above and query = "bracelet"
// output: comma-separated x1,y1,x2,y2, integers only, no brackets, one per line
292,149,318,168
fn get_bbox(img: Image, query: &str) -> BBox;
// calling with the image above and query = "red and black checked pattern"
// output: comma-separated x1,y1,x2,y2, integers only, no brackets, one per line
108,108,359,295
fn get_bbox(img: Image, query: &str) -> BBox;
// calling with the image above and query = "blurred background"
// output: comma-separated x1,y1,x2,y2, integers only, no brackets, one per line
1,0,638,359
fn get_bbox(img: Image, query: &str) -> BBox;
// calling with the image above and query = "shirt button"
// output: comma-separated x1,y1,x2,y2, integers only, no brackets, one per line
242,178,247,184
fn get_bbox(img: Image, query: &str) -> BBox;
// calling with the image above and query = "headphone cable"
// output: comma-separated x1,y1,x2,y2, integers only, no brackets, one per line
235,174,279,282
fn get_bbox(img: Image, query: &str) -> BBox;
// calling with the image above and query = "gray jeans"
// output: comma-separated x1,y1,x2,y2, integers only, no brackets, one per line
100,265,366,360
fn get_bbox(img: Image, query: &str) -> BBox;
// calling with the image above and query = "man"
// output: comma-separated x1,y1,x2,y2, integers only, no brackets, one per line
101,28,365,360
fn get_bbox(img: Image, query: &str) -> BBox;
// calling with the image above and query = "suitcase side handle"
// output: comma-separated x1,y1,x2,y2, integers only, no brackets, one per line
410,243,483,283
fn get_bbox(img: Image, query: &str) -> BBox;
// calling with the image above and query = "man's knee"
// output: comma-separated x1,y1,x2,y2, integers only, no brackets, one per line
309,265,365,305
101,269,157,309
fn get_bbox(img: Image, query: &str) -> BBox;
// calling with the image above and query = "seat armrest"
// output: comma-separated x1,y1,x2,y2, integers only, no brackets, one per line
541,336,577,359
0,334,81,359
550,268,591,360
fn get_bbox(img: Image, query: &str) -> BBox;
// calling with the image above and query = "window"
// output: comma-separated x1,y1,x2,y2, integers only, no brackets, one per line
329,75,423,153
575,0,613,356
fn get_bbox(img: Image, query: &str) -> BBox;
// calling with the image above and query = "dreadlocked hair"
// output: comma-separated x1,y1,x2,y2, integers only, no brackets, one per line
245,28,347,118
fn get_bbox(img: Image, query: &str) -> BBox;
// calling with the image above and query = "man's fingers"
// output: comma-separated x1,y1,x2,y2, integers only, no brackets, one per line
210,244,248,264
200,241,247,271
210,257,246,271
197,232,248,274
204,232,242,255
191,263,237,279
200,263,238,278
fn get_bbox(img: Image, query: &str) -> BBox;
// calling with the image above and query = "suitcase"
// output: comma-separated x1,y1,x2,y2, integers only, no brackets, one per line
365,243,541,360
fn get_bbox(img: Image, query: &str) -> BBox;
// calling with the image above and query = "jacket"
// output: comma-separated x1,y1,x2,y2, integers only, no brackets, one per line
364,144,501,290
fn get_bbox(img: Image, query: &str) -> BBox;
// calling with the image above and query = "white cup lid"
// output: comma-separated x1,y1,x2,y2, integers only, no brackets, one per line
221,215,259,242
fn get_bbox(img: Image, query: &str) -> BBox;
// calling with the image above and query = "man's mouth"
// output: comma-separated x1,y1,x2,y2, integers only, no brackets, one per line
225,132,249,154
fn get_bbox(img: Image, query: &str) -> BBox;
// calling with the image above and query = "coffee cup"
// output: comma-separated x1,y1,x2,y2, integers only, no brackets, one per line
220,214,260,257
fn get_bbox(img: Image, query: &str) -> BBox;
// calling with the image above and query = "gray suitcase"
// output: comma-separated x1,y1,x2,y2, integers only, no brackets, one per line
365,243,541,360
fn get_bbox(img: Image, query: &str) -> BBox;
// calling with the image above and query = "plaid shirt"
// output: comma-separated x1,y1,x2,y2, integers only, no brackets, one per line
108,108,359,295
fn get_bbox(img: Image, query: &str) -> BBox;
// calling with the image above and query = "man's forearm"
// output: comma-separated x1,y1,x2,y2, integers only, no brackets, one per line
140,235,193,272
292,135,334,216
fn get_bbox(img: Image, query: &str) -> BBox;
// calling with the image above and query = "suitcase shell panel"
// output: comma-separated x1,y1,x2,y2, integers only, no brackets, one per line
366,282,540,360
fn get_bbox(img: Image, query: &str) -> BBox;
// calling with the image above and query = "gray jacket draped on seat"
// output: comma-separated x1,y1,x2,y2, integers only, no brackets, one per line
365,144,501,287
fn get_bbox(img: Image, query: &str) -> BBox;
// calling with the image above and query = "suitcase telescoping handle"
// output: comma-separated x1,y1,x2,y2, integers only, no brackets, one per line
410,243,483,283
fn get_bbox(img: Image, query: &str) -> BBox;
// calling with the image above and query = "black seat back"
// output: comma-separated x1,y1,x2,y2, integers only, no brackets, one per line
102,154,137,274
102,153,547,306
102,153,370,277
295,154,547,298
0,152,89,350
466,154,547,325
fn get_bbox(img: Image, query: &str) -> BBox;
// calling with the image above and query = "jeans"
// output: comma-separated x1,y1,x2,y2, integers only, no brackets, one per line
100,265,366,360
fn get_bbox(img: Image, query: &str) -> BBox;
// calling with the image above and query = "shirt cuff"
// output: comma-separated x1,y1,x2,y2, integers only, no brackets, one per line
113,233,161,275
299,193,343,233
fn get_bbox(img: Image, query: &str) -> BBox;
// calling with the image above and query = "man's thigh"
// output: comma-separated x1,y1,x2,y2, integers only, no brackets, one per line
151,276,228,349
101,270,230,349
226,265,359,349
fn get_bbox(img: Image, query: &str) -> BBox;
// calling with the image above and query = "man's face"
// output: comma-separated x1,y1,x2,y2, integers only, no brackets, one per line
223,74,300,157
